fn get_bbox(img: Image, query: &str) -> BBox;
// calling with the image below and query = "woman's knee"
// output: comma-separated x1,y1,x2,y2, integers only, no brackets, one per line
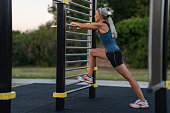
89,49,96,56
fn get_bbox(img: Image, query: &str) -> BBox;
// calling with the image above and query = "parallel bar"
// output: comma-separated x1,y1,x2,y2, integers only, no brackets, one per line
66,16,92,23
0,0,12,112
66,46,91,49
65,73,88,79
81,0,92,4
66,60,88,64
66,39,91,43
66,31,92,36
66,53,89,56
65,66,88,71
66,8,91,17
66,81,82,86
66,85,92,94
69,1,92,10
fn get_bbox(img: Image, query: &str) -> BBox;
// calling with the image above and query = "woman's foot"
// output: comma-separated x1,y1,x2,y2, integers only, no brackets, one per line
129,99,149,108
77,75,93,84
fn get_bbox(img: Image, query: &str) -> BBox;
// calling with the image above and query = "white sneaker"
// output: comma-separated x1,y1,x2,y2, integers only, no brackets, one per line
77,75,93,84
129,99,149,108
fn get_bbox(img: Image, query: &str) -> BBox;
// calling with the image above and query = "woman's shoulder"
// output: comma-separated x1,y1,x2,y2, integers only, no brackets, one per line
93,22,107,27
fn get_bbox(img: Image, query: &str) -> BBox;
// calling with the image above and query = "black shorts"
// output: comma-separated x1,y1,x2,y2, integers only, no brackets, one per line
106,50,123,67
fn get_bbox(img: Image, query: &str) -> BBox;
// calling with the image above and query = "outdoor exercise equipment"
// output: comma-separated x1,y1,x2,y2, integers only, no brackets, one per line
148,0,169,113
0,0,16,113
0,0,169,113
52,0,98,111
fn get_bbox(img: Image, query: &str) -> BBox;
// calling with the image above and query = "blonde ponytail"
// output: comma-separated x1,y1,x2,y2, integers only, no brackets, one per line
107,16,117,38
98,8,118,39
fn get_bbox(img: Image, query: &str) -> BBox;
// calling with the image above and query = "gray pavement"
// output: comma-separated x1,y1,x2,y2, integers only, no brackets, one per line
12,79,149,88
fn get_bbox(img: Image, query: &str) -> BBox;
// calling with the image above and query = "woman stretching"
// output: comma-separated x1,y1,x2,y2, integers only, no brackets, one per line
70,8,149,109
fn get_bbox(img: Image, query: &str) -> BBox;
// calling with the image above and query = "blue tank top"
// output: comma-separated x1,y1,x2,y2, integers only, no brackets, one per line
98,21,120,53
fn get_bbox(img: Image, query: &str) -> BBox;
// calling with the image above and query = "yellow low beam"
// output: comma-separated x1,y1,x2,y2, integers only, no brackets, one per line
166,81,170,88
93,84,98,88
63,0,69,4
53,92,67,98
0,91,16,100
87,67,98,71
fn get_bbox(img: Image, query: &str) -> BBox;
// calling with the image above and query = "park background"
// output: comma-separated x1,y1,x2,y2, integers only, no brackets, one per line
12,0,170,82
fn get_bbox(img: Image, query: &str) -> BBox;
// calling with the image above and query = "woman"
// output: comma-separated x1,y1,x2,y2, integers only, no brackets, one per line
70,8,149,109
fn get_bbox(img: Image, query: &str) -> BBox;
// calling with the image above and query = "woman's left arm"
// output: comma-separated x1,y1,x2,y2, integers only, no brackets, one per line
70,22,100,30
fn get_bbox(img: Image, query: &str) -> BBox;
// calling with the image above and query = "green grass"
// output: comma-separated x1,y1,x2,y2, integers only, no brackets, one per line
12,67,170,82
12,83,25,87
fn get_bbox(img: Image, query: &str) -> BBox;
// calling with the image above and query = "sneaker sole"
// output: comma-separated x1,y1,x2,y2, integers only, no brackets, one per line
129,104,149,109
77,76,93,84
77,76,84,82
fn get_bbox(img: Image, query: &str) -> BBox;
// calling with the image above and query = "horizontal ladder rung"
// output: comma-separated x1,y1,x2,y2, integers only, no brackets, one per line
65,66,88,71
66,23,78,27
66,39,91,42
81,0,92,4
66,53,89,56
66,31,92,36
66,16,91,23
66,85,92,94
66,46,91,49
51,24,79,28
66,8,91,17
66,60,88,64
66,81,82,86
65,73,88,79
69,1,92,10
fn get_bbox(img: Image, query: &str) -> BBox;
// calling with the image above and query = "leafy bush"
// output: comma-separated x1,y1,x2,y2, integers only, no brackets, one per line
116,17,149,68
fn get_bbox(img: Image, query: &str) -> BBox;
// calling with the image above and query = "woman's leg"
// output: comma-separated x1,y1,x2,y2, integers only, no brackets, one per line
87,48,145,100
114,63,146,101
88,48,109,77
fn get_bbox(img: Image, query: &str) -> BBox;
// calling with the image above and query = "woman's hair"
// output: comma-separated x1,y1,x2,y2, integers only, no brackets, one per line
98,8,117,38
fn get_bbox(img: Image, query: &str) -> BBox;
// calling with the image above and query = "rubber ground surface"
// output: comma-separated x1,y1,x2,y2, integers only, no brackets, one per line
11,83,170,113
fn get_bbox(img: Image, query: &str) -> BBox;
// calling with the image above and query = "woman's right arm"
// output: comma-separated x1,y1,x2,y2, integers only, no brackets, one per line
70,22,103,30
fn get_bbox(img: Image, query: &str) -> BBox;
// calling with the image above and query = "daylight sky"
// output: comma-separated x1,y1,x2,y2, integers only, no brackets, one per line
12,0,53,32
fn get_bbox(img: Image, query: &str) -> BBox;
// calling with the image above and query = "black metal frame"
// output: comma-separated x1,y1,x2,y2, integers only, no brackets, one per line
0,0,12,113
55,0,97,111
56,3,66,111
89,0,96,99
155,0,169,113
148,0,169,113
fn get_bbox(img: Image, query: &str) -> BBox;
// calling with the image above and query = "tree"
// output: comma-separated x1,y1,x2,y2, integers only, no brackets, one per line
97,0,149,22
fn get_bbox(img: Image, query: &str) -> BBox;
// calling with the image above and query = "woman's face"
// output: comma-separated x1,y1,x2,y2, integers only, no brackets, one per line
94,10,101,22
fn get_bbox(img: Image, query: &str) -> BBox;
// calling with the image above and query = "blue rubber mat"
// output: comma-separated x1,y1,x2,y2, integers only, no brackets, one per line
11,83,170,113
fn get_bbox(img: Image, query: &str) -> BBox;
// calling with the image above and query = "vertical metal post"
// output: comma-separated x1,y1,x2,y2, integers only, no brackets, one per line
56,3,66,111
89,0,97,99
155,88,167,113
162,0,169,82
0,0,12,113
155,0,169,113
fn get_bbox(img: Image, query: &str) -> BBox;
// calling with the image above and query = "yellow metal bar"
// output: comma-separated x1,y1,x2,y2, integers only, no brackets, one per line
0,91,16,100
63,0,69,4
87,67,98,71
166,81,170,88
53,92,67,98
93,84,98,88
